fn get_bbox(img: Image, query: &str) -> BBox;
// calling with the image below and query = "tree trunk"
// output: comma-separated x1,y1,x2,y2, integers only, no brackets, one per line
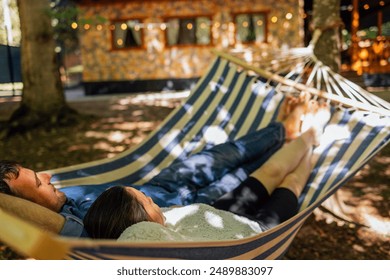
312,0,357,225
9,0,76,132
312,0,342,72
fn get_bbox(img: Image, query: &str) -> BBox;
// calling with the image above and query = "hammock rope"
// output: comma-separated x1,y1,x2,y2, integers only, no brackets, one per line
212,49,390,116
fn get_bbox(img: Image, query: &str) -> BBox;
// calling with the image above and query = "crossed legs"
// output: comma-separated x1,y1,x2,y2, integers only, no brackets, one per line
212,95,331,229
251,96,330,197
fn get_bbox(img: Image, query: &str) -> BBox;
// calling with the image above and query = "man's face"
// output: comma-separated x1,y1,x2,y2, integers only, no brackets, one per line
5,167,66,212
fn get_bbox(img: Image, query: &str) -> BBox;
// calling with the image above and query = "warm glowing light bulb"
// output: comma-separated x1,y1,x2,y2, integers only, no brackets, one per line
71,22,78,29
187,23,193,30
121,23,127,30
271,16,278,23
359,49,369,60
285,13,293,20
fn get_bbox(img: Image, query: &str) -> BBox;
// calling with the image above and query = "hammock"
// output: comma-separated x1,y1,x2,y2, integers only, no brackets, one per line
0,48,389,260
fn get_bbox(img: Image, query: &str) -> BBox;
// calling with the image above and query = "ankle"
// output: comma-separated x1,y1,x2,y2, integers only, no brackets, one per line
301,127,317,147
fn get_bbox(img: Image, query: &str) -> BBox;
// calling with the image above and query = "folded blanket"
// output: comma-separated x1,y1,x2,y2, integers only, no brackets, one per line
118,203,262,242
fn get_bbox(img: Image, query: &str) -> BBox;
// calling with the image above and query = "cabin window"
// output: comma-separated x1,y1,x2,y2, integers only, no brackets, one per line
165,16,212,46
111,19,143,49
234,13,267,44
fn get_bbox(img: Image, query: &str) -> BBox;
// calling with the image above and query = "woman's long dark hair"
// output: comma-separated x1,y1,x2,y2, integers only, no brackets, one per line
83,186,148,239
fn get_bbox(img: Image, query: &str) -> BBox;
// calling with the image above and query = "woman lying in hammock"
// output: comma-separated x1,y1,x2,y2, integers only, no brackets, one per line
84,99,331,240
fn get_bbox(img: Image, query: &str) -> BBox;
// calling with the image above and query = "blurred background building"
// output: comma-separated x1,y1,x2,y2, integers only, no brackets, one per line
1,0,389,95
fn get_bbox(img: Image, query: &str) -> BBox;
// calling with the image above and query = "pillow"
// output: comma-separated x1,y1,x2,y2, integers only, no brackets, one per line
117,221,190,242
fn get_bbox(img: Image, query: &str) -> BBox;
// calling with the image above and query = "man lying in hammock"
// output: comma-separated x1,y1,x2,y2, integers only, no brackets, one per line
0,94,329,238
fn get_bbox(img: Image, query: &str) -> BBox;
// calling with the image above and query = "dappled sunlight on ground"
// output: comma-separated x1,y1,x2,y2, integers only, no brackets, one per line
112,121,156,131
362,212,390,235
115,91,190,108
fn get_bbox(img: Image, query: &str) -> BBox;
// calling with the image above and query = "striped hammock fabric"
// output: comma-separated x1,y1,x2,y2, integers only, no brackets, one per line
0,55,389,260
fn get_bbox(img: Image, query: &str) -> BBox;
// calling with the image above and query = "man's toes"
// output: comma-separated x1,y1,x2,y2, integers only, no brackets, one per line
299,92,311,104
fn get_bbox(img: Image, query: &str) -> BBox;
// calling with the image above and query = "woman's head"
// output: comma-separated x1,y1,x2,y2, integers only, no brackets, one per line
83,186,164,239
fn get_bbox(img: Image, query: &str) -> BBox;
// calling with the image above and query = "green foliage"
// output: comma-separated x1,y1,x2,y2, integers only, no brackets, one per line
45,1,107,53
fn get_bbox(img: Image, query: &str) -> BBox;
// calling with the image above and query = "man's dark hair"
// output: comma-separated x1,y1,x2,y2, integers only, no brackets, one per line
83,186,149,239
0,160,20,195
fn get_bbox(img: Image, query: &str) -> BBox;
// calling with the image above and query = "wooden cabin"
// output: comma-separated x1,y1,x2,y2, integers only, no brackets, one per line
77,0,304,95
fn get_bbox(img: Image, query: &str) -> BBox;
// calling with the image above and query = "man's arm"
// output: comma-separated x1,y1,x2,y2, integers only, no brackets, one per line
0,192,65,233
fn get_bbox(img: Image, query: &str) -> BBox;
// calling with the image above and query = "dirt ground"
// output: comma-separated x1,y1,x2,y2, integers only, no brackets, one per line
0,93,389,260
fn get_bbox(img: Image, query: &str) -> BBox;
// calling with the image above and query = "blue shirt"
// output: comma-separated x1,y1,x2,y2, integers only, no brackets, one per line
59,198,90,237
59,184,108,237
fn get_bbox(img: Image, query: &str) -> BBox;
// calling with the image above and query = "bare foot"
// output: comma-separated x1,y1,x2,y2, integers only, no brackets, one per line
281,92,310,139
301,100,331,146
300,100,319,133
276,96,299,122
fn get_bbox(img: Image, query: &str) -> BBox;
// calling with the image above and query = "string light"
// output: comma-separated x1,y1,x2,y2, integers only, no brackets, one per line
111,20,209,31
363,4,370,10
73,13,287,33
379,1,385,6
